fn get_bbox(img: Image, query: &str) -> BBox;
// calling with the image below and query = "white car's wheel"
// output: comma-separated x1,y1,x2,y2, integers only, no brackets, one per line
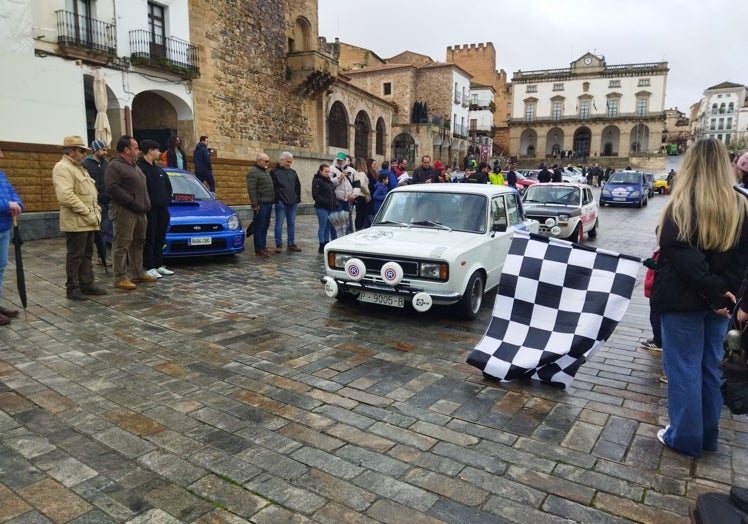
457,272,485,320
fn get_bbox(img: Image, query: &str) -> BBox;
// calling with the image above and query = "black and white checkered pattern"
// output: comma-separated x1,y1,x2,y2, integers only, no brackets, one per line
467,230,640,388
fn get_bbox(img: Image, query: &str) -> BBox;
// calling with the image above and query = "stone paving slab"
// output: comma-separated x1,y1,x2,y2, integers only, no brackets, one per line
1,192,747,523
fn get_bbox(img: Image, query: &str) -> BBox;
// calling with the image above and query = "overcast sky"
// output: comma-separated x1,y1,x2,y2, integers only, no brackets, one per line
318,0,748,113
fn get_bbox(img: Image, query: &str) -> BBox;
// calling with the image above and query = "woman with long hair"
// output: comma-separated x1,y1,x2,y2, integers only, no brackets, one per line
353,157,371,230
164,135,188,171
651,138,748,457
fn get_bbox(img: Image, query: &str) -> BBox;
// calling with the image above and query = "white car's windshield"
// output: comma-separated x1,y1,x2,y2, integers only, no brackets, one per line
524,186,580,206
375,192,487,233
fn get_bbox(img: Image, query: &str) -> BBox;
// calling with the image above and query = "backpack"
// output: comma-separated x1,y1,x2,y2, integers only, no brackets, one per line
161,150,168,166
643,249,659,298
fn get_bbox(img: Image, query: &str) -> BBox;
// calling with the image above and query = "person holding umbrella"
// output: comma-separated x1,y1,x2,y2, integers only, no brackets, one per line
52,136,108,301
0,147,23,324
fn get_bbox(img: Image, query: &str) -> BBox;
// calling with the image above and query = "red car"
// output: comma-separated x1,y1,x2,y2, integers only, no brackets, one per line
503,171,538,194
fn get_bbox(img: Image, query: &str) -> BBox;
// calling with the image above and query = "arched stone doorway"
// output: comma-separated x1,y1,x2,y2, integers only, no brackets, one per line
573,127,591,156
600,125,620,157
375,117,386,156
327,101,349,149
354,110,371,160
392,133,416,165
520,129,537,157
546,127,564,156
131,90,194,150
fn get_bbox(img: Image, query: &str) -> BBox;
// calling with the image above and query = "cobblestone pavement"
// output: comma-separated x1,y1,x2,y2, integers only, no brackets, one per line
1,189,746,523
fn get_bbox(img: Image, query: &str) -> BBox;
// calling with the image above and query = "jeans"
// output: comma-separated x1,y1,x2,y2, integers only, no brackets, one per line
660,310,728,457
253,203,273,252
274,202,297,247
0,229,9,303
315,208,337,243
196,170,216,192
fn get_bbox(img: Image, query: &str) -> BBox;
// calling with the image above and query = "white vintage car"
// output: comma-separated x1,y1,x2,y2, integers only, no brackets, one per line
522,183,599,242
321,184,539,319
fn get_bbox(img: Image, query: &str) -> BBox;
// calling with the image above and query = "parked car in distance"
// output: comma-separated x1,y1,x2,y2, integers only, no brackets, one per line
653,172,670,194
502,171,537,193
599,170,649,208
522,183,599,242
321,184,539,319
561,168,588,184
162,168,245,257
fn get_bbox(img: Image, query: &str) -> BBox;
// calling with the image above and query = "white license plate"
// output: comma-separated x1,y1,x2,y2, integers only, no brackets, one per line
189,236,212,246
613,198,627,201
359,291,404,308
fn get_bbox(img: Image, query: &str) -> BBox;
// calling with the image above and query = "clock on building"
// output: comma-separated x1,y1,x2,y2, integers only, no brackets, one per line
583,57,592,65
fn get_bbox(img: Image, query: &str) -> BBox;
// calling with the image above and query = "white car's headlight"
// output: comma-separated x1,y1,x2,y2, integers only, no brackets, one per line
227,215,240,230
544,218,556,227
420,262,448,280
558,214,570,225
334,253,353,267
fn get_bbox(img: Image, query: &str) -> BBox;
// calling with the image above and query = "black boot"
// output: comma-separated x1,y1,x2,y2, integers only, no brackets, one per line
318,242,325,254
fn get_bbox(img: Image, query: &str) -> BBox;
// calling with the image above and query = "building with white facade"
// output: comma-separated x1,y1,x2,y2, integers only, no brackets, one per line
508,53,668,162
1,0,198,147
468,83,495,161
692,82,748,151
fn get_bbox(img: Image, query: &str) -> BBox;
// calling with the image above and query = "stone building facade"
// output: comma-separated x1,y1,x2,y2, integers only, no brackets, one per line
509,53,668,169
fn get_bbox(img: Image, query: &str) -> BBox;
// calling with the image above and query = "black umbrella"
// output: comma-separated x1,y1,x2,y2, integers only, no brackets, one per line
11,216,27,309
94,231,109,274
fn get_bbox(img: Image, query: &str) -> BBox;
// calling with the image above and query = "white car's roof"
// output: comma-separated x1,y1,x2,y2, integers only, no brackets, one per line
526,182,590,189
391,184,517,196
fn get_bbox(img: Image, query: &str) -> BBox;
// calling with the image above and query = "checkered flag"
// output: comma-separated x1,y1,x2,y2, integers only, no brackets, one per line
467,230,641,388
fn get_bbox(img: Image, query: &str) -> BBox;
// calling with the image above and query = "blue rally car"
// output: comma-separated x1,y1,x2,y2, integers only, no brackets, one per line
599,170,649,208
162,168,245,257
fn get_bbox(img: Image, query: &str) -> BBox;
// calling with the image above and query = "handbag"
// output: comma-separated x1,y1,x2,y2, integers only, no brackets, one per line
719,309,748,415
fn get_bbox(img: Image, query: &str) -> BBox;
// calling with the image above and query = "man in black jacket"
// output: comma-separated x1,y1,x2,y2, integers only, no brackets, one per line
82,140,111,246
537,164,552,183
270,151,302,253
137,139,173,279
411,155,439,184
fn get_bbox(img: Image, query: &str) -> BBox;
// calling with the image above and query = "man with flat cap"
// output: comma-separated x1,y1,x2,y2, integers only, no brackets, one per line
52,136,107,300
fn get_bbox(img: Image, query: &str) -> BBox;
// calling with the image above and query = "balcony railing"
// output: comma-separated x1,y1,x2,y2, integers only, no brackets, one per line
462,94,469,107
509,111,666,126
453,123,468,137
56,10,115,54
129,30,199,78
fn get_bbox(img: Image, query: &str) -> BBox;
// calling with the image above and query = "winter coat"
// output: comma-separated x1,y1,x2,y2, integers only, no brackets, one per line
312,174,336,211
105,156,151,214
52,154,101,232
651,208,748,314
137,158,173,209
193,142,212,176
0,171,23,233
247,165,274,205
270,165,301,205
81,155,110,205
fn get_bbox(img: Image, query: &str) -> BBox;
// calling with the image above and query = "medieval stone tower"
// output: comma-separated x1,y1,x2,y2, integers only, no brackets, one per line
446,42,510,153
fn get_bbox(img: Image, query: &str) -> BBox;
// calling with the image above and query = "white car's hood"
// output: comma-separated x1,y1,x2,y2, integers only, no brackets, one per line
326,226,485,258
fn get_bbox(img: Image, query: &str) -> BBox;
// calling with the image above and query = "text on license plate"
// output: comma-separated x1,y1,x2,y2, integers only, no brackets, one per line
189,236,212,246
358,291,404,308
613,198,627,201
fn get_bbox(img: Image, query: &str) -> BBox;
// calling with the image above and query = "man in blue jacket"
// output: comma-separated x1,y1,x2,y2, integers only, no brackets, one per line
0,147,24,324
193,135,215,192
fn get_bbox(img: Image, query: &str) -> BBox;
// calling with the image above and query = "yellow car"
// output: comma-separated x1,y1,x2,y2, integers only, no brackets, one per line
653,173,670,194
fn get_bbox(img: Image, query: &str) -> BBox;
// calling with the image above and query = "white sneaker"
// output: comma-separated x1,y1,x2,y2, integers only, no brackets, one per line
157,266,174,275
657,425,670,446
146,268,163,279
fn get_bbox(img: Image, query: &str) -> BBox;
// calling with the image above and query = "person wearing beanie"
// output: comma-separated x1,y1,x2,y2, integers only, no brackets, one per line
82,139,111,253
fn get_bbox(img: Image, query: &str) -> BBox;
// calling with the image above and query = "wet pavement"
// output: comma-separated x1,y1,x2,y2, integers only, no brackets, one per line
1,188,746,523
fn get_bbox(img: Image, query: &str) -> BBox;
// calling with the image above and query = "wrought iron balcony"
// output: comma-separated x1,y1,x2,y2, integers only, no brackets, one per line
129,30,200,78
55,10,115,58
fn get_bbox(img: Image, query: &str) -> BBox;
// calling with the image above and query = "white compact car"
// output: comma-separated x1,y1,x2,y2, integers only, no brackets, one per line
321,184,539,319
522,183,599,242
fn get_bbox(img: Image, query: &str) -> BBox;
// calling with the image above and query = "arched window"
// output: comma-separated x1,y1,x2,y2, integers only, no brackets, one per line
375,118,386,155
354,111,371,160
327,101,348,148
728,102,735,114
711,103,718,115
719,103,726,114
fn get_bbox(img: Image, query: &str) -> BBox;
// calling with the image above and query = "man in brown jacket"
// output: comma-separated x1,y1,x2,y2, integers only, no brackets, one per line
104,135,156,290
52,136,107,300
